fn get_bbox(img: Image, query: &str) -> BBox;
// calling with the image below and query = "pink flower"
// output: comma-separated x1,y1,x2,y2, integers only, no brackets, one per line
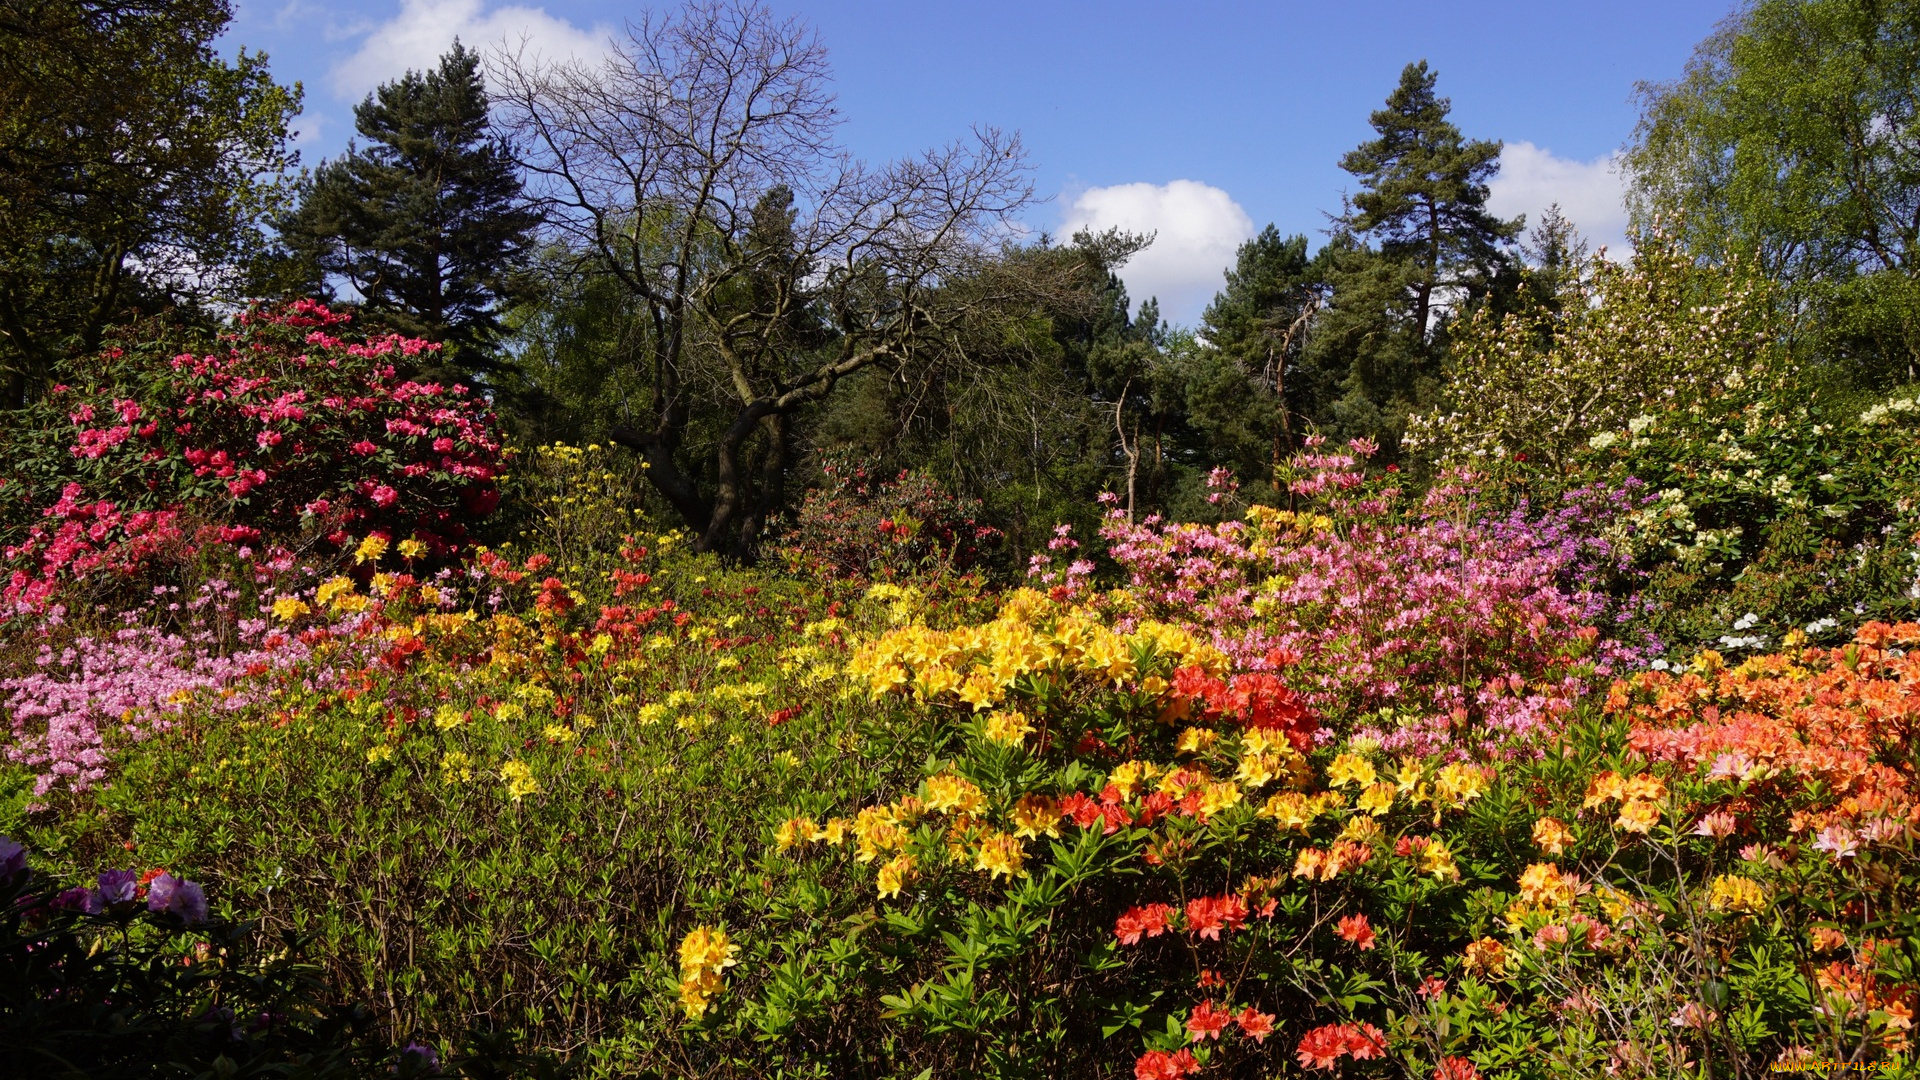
1691,811,1737,839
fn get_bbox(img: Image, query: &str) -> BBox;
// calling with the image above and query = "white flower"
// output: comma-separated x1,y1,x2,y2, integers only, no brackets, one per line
1587,431,1620,451
1627,414,1657,434
1732,612,1760,631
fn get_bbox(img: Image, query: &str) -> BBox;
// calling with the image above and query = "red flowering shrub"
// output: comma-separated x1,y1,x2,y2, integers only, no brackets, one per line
0,302,507,607
772,460,999,581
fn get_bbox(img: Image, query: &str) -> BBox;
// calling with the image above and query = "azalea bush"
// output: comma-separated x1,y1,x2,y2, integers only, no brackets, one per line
0,300,508,609
772,460,1001,582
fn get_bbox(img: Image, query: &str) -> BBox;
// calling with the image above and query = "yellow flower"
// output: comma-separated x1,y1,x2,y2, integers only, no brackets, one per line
1325,753,1377,789
353,534,389,564
1338,817,1382,844
494,702,525,723
1260,791,1315,831
271,596,310,621
974,831,1028,880
1394,758,1427,794
1708,874,1767,915
1517,862,1577,907
1532,817,1574,856
1433,763,1488,809
316,577,357,608
1234,751,1285,789
439,750,474,784
1108,760,1163,799
498,759,540,800
775,816,821,852
1356,781,1396,817
543,723,576,744
1420,838,1461,881
397,538,427,559
958,672,1002,711
1197,781,1243,817
852,807,908,863
1176,727,1220,755
676,926,740,1018
984,710,1034,747
1615,798,1661,834
1010,794,1062,839
366,744,395,764
924,774,987,815
876,853,917,899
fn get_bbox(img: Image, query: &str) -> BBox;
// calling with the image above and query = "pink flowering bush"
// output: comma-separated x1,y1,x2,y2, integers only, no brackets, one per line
1097,439,1656,758
773,460,1000,581
0,301,507,609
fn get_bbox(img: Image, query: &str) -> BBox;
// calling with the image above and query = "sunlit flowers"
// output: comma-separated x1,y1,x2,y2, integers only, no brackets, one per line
1296,1022,1386,1070
1336,913,1377,950
875,853,916,899
1532,816,1574,855
924,774,987,815
498,759,539,801
1325,752,1377,789
1708,874,1767,914
983,709,1033,746
676,925,739,1019
973,831,1028,880
353,534,389,564
270,596,310,621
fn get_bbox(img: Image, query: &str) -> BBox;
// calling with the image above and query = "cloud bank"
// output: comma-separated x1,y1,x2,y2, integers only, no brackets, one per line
1057,180,1254,325
329,0,611,100
1488,141,1630,257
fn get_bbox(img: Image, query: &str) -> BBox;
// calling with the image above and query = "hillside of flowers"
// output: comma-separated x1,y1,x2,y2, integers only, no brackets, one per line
5,304,1920,1078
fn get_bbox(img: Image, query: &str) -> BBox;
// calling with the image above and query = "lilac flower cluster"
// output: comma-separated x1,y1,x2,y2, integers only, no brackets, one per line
1,835,209,923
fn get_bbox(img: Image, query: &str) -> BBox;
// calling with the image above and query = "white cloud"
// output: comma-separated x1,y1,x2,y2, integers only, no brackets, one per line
329,0,611,100
1488,141,1630,258
1057,180,1254,325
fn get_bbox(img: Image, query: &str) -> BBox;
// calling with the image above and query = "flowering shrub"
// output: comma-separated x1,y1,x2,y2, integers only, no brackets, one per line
1098,442,1653,757
773,460,1000,581
0,301,507,608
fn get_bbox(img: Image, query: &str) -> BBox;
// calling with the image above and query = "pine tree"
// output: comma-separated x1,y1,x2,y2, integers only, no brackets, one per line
1306,61,1522,450
280,42,536,379
1198,226,1321,443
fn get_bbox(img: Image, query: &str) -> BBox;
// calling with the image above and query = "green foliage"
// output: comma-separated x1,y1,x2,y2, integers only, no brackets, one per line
0,0,301,408
1627,0,1920,386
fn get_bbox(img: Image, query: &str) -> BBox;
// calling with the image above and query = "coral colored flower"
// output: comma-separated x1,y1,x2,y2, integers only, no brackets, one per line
1296,1024,1351,1070
1186,999,1233,1041
1133,1049,1199,1080
1185,893,1248,940
1435,1056,1482,1080
1236,1007,1276,1043
1115,903,1177,945
1336,913,1377,950
1346,1022,1387,1060
1532,816,1574,855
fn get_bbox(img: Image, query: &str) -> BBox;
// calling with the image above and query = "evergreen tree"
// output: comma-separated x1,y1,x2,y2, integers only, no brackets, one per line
1304,61,1522,450
281,42,536,379
1198,226,1322,446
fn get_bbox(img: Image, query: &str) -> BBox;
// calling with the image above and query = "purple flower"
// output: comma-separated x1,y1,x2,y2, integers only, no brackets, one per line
95,868,139,905
398,1040,441,1075
145,873,209,923
52,886,96,913
0,836,25,882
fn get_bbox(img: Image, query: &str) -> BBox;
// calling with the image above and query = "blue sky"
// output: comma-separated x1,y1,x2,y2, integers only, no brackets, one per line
230,0,1736,322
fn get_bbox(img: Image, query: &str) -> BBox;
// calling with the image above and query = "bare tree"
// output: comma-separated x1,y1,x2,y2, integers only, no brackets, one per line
491,0,1035,553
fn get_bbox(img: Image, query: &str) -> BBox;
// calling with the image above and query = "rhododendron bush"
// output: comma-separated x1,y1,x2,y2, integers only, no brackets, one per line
0,301,507,608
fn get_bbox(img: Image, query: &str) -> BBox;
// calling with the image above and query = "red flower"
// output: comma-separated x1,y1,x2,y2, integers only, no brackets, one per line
1114,903,1176,945
1134,1049,1199,1080
1186,999,1233,1041
1336,913,1377,950
1417,976,1447,999
1236,1007,1276,1043
1296,1024,1350,1070
1061,792,1103,829
1435,1056,1482,1080
1345,1023,1387,1060
1185,893,1249,941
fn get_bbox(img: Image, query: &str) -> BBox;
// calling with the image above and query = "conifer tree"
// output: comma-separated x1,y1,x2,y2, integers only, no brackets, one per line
1303,61,1521,450
281,43,536,379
